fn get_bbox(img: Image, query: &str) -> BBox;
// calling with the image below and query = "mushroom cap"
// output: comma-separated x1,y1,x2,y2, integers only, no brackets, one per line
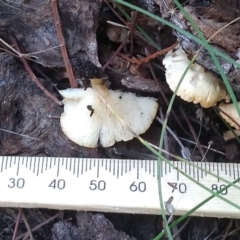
59,87,158,148
219,102,240,129
162,44,230,108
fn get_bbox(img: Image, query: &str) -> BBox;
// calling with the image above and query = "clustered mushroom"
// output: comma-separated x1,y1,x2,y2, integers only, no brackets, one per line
162,44,230,108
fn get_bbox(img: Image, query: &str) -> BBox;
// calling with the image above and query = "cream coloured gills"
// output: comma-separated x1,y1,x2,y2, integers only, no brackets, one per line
162,44,230,108
59,79,158,148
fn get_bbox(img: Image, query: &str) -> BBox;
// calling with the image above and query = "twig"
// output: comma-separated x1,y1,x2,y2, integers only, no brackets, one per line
51,0,77,88
16,212,62,240
129,11,138,56
10,34,62,105
12,209,22,240
136,42,178,66
104,0,127,26
102,32,130,70
180,107,206,160
178,137,225,155
156,116,191,161
21,211,34,240
118,42,178,67
0,128,41,141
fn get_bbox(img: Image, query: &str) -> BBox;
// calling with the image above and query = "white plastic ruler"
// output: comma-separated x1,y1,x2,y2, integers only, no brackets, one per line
0,156,239,218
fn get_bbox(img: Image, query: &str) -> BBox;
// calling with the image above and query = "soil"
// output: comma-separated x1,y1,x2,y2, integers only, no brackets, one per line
0,0,240,239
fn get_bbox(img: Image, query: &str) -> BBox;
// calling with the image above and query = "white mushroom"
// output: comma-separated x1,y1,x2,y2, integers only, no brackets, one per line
59,79,158,148
162,44,230,108
219,102,240,129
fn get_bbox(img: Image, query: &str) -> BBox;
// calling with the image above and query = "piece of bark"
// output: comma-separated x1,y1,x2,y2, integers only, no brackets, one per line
0,52,102,157
52,212,136,240
121,76,170,93
0,0,102,68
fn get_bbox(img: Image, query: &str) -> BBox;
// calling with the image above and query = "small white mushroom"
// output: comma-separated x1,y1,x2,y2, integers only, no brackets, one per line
219,102,240,129
162,44,230,108
59,79,158,148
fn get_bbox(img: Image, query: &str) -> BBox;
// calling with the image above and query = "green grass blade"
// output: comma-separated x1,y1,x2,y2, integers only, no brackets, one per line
153,177,240,240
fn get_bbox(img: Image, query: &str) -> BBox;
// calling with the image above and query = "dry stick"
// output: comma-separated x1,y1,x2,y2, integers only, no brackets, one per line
129,11,138,56
179,107,206,160
10,34,62,105
12,209,22,240
137,42,178,66
118,42,178,66
147,50,189,136
51,0,77,88
21,211,34,240
222,219,233,240
16,212,62,240
0,128,40,141
156,116,191,161
102,32,130,70
104,0,128,25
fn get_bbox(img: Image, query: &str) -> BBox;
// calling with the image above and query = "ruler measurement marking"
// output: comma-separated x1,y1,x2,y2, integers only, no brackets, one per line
237,164,240,181
81,158,84,175
69,158,72,172
113,159,116,176
196,162,199,181
148,161,152,175
0,157,4,172
0,157,240,218
117,159,119,179
29,157,32,171
137,160,139,179
5,157,7,170
97,159,99,178
9,156,12,169
193,162,195,179
41,158,44,174
177,161,179,181
229,163,231,177
73,158,76,175
121,160,123,176
25,157,28,169
57,158,60,177
105,159,108,172
77,159,80,177
65,158,68,170
45,157,48,171
153,160,155,178
233,164,236,180
36,158,40,176
16,157,20,176
89,159,92,171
